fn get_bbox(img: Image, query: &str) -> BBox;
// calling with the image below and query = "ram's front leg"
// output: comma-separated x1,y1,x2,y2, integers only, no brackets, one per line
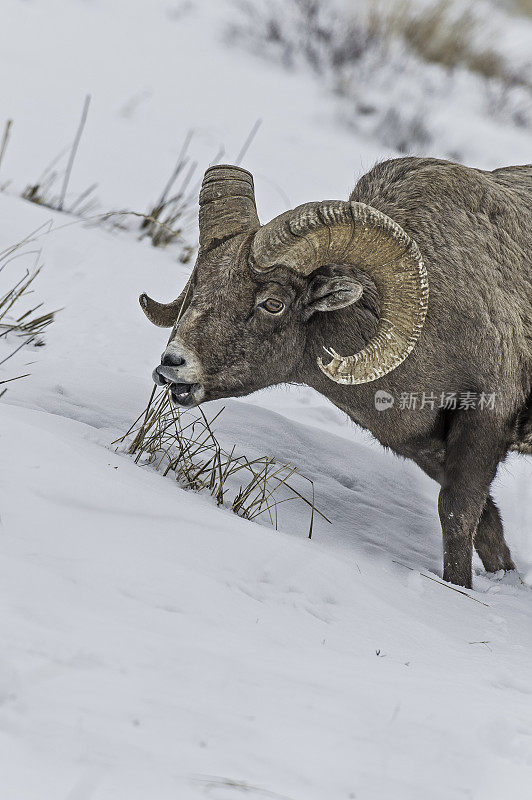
438,412,510,588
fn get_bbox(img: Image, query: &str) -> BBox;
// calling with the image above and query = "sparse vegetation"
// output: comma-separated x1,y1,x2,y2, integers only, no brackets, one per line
136,130,200,262
0,230,56,396
367,0,510,81
13,114,199,263
510,0,532,15
4,105,261,267
99,132,207,264
230,0,532,155
114,386,329,536
134,121,261,261
0,119,12,189
234,0,528,84
21,96,99,217
21,173,99,218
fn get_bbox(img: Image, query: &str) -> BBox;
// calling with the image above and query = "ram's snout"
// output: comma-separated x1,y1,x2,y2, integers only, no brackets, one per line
152,347,204,407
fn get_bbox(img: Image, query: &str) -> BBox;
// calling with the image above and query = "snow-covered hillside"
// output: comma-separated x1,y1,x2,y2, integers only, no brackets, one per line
1,1,531,798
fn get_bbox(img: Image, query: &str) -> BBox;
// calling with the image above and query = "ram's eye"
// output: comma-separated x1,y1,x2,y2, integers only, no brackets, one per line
260,298,285,314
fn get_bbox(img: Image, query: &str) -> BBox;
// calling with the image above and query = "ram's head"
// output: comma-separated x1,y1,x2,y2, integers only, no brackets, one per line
140,165,428,406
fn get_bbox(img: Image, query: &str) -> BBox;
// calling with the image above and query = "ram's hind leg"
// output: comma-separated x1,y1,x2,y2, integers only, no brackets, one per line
474,495,516,573
439,412,511,588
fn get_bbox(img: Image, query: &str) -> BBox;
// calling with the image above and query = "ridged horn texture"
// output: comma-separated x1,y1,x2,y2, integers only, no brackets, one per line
199,164,260,252
139,277,192,328
140,164,260,328
250,200,429,385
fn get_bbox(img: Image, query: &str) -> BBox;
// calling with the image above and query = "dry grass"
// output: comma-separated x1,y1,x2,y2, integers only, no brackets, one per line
511,0,532,15
6,108,261,264
135,121,261,261
15,121,197,262
114,386,329,536
21,96,99,217
0,119,12,183
371,0,510,81
0,229,57,395
239,0,525,84
231,0,532,152
136,130,199,262
21,176,99,217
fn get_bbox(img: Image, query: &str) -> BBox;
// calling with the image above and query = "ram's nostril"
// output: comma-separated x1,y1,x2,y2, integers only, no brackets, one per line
161,352,185,367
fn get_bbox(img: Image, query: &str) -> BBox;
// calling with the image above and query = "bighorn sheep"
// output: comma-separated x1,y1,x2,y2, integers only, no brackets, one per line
140,157,532,589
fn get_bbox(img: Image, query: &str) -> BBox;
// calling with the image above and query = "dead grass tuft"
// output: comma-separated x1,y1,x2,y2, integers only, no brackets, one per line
0,228,57,395
137,130,199,262
511,0,532,15
256,0,525,84
114,386,330,537
369,0,510,82
231,0,532,153
5,108,262,265
21,96,99,217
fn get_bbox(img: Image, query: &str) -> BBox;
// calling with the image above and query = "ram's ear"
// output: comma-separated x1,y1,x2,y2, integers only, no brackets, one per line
303,274,363,320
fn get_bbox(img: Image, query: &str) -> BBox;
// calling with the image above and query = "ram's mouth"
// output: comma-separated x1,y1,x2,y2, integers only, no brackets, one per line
169,382,199,407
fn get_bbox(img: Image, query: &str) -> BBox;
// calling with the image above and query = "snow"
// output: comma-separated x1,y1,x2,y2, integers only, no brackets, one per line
1,1,531,798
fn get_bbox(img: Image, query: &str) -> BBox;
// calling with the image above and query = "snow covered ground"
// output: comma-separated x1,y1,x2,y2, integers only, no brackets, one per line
1,1,531,798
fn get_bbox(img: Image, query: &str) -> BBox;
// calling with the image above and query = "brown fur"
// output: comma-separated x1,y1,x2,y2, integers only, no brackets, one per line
154,157,532,587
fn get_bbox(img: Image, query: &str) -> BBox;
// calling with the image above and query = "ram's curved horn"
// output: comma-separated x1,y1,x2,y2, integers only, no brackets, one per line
250,201,428,385
198,164,260,252
139,276,193,328
140,165,260,328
